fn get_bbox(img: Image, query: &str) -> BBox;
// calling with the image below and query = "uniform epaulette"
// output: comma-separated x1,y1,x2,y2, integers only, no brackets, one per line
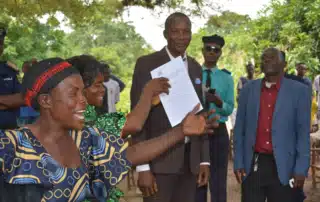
221,68,231,75
6,61,19,72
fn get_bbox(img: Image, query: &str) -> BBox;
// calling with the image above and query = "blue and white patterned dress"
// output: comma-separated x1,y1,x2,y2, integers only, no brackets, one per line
0,126,131,202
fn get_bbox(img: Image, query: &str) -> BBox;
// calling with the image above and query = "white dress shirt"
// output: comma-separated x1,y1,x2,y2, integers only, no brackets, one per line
136,47,210,172
103,79,120,113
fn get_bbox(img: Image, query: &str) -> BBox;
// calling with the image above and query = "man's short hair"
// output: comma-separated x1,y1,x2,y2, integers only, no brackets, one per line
164,12,191,31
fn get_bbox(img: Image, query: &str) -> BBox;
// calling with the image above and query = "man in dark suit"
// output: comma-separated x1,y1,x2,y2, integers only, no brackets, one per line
130,12,210,202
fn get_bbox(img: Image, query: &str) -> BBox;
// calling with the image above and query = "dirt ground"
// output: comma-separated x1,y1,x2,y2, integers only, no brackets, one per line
118,161,320,202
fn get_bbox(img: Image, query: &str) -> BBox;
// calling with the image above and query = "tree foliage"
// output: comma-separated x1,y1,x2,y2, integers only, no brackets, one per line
0,0,216,24
0,0,121,24
1,11,65,70
249,0,320,78
59,20,152,112
1,5,151,112
189,0,320,89
2,0,320,112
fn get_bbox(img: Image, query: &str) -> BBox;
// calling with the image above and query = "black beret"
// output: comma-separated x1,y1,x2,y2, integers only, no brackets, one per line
202,34,225,47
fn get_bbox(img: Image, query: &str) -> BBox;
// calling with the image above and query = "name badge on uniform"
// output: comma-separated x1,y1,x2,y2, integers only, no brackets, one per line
3,77,12,81
195,78,201,85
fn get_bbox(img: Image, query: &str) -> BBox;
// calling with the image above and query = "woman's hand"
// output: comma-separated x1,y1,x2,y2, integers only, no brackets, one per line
182,103,219,136
143,78,170,105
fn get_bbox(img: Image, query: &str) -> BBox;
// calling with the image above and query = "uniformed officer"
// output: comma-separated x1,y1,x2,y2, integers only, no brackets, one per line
196,34,234,202
0,26,21,129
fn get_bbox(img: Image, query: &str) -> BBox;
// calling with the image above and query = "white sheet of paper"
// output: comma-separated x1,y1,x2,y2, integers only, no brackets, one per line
151,56,203,127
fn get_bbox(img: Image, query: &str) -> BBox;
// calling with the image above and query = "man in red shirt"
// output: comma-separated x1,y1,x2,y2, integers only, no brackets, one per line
233,48,311,202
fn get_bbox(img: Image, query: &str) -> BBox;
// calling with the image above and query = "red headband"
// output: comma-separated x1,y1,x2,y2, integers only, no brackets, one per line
25,61,72,107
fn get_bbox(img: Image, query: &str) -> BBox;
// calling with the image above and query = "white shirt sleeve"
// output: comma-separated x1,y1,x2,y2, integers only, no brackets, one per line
136,164,151,172
115,83,120,103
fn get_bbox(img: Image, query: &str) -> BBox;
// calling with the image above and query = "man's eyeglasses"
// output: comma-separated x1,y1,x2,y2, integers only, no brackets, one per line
205,46,221,53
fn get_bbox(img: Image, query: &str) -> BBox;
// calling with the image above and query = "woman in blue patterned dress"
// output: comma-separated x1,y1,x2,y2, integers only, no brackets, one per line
0,58,218,202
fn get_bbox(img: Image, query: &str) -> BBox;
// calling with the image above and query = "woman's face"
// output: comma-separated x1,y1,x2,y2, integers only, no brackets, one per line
45,74,87,130
83,73,105,107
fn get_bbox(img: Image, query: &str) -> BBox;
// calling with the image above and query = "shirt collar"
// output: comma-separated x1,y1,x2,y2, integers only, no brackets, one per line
203,65,218,73
165,46,187,61
263,77,282,90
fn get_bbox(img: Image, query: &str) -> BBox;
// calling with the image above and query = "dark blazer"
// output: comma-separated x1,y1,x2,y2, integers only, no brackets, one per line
130,48,209,174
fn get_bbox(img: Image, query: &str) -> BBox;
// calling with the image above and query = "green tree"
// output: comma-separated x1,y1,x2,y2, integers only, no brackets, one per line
0,11,65,70
0,0,219,24
1,6,152,113
191,0,320,84
56,20,152,112
249,0,320,78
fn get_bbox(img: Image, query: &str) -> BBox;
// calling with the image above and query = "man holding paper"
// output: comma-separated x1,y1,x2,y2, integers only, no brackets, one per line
130,12,210,202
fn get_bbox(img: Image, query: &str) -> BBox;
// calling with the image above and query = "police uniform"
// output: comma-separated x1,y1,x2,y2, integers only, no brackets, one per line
0,27,21,129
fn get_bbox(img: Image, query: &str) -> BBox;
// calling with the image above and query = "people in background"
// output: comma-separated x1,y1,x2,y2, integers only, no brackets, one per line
313,74,320,120
196,34,234,202
234,47,310,202
283,60,318,134
296,62,312,88
0,26,21,129
311,93,318,133
102,63,121,113
237,62,254,101
110,74,125,92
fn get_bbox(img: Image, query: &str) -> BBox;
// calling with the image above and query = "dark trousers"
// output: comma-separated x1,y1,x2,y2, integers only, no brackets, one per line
144,143,197,202
196,123,229,202
143,173,197,202
242,153,295,202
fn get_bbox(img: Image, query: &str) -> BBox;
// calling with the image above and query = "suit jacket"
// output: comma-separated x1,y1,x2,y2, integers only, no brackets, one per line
233,77,311,185
130,48,209,174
